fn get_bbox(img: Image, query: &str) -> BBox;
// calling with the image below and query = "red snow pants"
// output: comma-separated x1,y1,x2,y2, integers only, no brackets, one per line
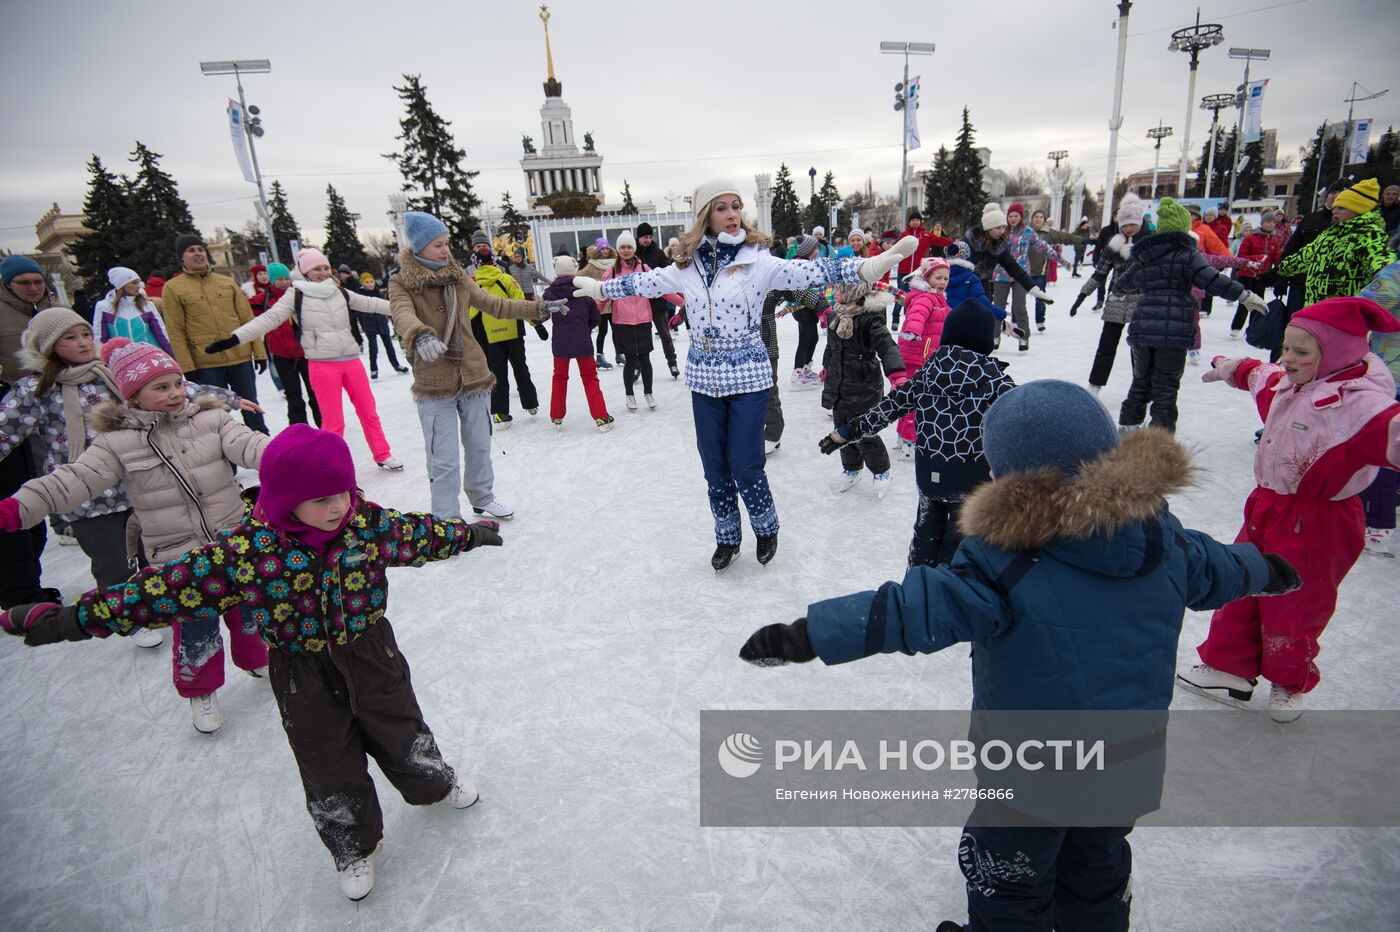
1197,487,1365,694
550,355,609,422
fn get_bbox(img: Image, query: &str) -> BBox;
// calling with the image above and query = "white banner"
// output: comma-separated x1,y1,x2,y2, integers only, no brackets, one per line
289,239,302,264
1349,118,1373,164
227,99,255,184
904,75,922,151
1242,79,1267,144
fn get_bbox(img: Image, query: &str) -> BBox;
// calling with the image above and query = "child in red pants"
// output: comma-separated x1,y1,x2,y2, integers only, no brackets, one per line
542,255,613,431
1180,296,1400,721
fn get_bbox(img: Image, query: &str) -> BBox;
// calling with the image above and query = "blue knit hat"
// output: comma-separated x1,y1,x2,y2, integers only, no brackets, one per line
983,380,1119,477
0,255,43,285
940,298,996,356
403,211,449,255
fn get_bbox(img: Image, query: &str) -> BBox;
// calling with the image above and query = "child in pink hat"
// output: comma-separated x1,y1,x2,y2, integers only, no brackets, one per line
893,256,953,458
0,336,272,732
1182,297,1400,721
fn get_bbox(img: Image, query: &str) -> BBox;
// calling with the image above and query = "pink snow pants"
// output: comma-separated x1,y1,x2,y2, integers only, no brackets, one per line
171,607,269,698
1197,487,1365,694
308,359,393,461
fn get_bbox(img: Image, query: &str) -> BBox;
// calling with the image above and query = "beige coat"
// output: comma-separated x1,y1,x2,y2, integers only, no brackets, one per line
160,269,265,372
388,250,545,399
0,284,57,382
230,277,389,360
12,396,267,564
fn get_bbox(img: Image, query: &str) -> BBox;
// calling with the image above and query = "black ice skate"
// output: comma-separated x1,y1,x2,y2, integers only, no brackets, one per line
711,544,741,573
756,535,778,565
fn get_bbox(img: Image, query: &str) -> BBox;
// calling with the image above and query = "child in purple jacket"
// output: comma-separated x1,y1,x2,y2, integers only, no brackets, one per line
543,255,613,432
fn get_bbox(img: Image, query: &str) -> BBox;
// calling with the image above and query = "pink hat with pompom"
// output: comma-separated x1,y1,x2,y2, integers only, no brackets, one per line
99,337,183,400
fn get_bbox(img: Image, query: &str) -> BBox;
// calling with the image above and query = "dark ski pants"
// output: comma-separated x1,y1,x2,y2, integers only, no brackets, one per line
486,338,539,418
270,354,321,426
359,314,403,373
692,390,778,545
187,362,268,434
70,511,132,589
0,442,47,607
834,400,889,474
910,459,965,568
1119,345,1187,433
268,620,456,870
764,360,784,445
1088,322,1125,388
793,309,820,370
622,350,654,396
1031,274,1048,325
959,816,1133,932
653,303,677,368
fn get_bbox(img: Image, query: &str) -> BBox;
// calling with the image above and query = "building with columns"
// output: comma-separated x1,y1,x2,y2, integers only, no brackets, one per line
519,8,604,207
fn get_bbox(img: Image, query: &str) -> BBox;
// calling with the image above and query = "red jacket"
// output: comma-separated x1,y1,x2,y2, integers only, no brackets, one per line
1207,215,1233,247
897,226,954,277
254,284,303,358
1235,230,1282,279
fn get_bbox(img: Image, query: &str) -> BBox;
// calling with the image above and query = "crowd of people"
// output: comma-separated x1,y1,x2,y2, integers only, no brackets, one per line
0,167,1398,927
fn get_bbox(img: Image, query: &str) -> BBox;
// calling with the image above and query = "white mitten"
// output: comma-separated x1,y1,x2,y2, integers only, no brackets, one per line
414,333,446,364
571,276,606,301
859,236,918,283
1027,286,1055,305
1240,291,1268,317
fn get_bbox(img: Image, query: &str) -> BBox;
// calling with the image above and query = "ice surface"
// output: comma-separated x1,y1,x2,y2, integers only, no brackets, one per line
2,273,1397,930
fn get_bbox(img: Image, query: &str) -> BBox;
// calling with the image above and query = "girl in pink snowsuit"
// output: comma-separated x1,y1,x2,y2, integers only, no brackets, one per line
1180,296,1400,721
894,258,952,456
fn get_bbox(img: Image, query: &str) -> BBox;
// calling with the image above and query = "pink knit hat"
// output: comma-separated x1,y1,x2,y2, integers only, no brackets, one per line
99,337,182,399
296,247,330,274
1288,296,1400,377
918,256,950,278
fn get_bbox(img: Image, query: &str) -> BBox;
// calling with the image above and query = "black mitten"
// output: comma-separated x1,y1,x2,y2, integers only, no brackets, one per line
739,619,816,666
818,426,855,455
465,521,503,550
533,323,549,341
1069,293,1087,317
204,336,240,355
0,602,90,646
1259,553,1302,596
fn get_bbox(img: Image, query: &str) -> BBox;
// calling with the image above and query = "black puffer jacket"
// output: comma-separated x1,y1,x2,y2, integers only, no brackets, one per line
821,294,905,411
1115,232,1245,350
949,227,1037,294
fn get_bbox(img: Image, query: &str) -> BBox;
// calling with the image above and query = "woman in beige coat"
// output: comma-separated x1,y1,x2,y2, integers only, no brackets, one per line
0,338,270,734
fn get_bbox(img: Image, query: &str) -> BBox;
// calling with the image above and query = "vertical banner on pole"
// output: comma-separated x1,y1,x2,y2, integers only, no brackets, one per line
289,239,302,265
904,75,922,151
1349,119,1372,164
829,204,838,232
227,99,256,183
1241,80,1268,143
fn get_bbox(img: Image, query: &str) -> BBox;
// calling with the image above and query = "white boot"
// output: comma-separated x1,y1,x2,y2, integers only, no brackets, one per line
190,692,223,734
872,471,892,499
338,849,377,901
472,498,514,519
626,395,638,412
133,626,164,648
1086,384,1102,397
446,779,480,809
376,456,404,471
1176,663,1256,702
644,394,657,409
837,470,861,493
1268,684,1304,723
247,665,268,679
1364,527,1394,557
764,439,780,456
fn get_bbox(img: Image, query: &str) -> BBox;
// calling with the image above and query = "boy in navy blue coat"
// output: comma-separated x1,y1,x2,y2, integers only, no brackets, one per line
740,380,1299,932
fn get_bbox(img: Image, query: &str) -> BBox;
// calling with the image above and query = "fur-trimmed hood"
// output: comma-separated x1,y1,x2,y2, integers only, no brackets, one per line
1107,233,1133,260
90,394,230,432
392,248,471,292
959,429,1193,554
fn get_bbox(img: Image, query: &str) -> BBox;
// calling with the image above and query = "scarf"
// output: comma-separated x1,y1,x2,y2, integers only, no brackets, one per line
832,303,865,339
440,280,464,362
54,361,122,461
415,252,447,270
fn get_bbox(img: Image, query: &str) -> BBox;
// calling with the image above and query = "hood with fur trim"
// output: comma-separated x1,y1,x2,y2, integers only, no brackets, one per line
959,429,1193,552
392,248,471,292
90,394,230,433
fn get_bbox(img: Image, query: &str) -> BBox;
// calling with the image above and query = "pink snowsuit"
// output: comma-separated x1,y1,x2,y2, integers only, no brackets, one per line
895,287,951,442
1198,355,1400,693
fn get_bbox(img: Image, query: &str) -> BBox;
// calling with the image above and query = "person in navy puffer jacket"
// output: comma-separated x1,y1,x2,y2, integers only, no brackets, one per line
740,380,1299,932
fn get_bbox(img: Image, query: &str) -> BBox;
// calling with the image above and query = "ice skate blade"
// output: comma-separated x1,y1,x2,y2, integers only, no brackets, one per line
1176,677,1259,711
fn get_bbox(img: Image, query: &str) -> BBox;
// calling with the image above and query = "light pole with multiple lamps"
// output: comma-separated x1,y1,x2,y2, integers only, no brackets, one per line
1168,10,1224,198
880,40,936,226
199,59,278,263
1225,47,1270,206
1200,93,1235,200
1102,0,1133,228
1146,123,1174,200
1340,82,1390,181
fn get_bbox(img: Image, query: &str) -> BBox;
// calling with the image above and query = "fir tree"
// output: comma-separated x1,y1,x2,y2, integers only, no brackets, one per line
1297,126,1345,212
923,146,952,226
1236,140,1265,201
322,183,369,271
770,163,802,240
499,192,531,246
946,108,988,231
804,194,827,235
1364,125,1398,190
619,180,638,214
815,171,848,232
125,142,198,275
267,180,302,264
69,155,135,288
1196,130,1230,198
384,74,482,252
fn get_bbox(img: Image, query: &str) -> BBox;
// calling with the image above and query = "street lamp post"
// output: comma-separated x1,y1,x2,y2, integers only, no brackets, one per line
880,40,936,226
1340,82,1390,181
1102,0,1133,229
1225,47,1270,206
1146,123,1174,200
1168,10,1224,198
1200,93,1236,200
199,59,278,263
1047,150,1068,228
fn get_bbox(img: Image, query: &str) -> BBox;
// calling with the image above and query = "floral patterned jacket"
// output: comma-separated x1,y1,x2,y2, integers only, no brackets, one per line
77,494,474,652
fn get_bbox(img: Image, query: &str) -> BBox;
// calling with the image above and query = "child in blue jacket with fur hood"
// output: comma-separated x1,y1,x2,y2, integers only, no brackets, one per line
740,381,1299,932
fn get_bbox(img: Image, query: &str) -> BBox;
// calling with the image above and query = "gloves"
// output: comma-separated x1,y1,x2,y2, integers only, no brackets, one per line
889,372,909,390
204,336,240,355
818,426,855,455
898,329,920,342
739,619,816,666
1078,278,1098,298
0,602,90,646
533,323,549,341
542,298,568,319
414,332,446,364
254,358,268,374
1027,286,1054,305
1259,553,1302,596
858,235,918,283
1002,319,1026,341
1201,356,1241,384
1069,293,1087,317
571,276,606,301
1239,291,1269,317
669,313,683,329
465,520,503,550
0,497,20,533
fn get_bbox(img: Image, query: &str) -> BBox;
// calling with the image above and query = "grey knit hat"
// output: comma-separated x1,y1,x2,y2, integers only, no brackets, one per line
793,235,819,259
983,380,1119,477
470,230,491,248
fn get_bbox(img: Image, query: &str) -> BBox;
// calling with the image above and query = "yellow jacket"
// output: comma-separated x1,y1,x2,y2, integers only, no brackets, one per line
160,268,264,371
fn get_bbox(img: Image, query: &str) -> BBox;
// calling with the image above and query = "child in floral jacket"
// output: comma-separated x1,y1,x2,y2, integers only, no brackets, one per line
0,425,504,902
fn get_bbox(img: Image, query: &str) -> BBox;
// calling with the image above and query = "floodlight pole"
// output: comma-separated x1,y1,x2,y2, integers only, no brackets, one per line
881,40,935,227
201,59,278,263
1226,47,1270,207
1102,1,1133,228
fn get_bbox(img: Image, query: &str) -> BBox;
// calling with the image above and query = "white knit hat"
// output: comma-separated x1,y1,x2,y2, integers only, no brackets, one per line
107,266,140,289
980,202,1008,231
1115,195,1146,227
615,230,636,250
812,225,825,235
691,179,743,215
553,254,578,277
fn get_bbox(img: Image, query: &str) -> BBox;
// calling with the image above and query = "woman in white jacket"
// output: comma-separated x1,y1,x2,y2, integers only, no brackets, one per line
204,248,403,470
575,180,914,571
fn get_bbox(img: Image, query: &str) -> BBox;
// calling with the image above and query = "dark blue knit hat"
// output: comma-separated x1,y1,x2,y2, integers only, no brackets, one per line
983,380,1119,477
940,298,996,356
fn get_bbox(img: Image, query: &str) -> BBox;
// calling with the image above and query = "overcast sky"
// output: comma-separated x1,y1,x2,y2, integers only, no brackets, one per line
2,0,1396,258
